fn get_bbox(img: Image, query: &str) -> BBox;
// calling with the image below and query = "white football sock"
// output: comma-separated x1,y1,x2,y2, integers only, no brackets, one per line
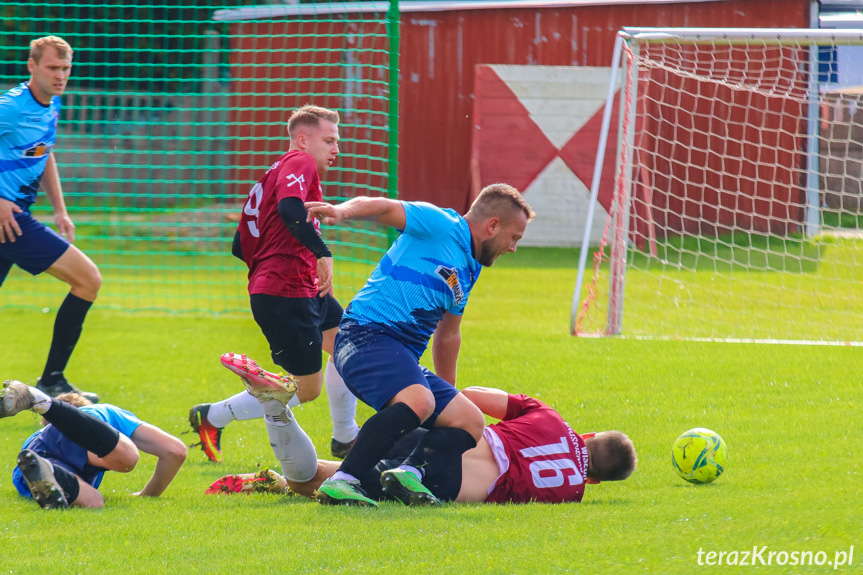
288,394,301,409
330,470,358,483
261,402,318,482
397,464,423,481
324,359,359,443
206,391,263,428
29,387,53,415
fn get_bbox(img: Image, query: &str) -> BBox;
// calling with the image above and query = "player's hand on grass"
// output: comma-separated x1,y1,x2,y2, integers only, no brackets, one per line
317,256,334,297
0,198,23,243
305,201,342,225
54,212,75,242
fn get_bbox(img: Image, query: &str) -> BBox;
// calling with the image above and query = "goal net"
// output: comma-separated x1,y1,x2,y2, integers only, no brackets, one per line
0,1,398,315
573,28,863,343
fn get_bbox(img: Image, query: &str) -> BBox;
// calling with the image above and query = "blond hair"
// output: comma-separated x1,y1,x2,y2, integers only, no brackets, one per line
29,36,73,63
288,105,340,137
467,183,535,224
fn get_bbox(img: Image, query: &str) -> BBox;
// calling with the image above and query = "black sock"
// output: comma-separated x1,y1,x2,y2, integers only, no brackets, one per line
402,427,477,500
44,400,119,458
41,293,93,385
51,464,81,504
339,402,421,479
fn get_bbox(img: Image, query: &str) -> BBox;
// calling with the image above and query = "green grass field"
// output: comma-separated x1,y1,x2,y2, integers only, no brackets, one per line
0,247,859,574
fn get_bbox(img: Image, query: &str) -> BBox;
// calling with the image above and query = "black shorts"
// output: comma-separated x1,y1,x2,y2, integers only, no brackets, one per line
249,292,343,376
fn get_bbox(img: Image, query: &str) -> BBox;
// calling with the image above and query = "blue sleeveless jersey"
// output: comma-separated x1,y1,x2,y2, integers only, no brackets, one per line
343,201,481,359
0,83,60,209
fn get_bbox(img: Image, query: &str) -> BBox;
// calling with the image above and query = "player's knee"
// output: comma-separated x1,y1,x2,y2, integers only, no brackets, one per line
295,373,323,403
70,264,102,301
409,395,436,423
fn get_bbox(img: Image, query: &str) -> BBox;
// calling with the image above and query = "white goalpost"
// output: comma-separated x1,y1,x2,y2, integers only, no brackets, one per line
572,28,863,343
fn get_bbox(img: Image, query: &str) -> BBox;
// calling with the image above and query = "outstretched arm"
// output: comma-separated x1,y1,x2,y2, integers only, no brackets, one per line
129,423,187,497
305,196,406,230
461,387,509,420
432,312,462,385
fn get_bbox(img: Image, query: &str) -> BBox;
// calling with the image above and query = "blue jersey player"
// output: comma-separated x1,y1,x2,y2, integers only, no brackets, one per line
0,36,101,402
306,183,534,506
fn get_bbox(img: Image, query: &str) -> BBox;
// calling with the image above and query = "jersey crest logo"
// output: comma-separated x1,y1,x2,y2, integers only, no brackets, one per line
23,142,52,158
435,265,464,305
286,173,305,191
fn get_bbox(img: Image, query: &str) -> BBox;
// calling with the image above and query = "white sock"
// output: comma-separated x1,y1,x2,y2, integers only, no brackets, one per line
29,387,53,415
331,470,358,483
263,407,318,482
398,464,423,481
288,394,301,409
260,399,293,427
325,360,359,443
206,391,263,428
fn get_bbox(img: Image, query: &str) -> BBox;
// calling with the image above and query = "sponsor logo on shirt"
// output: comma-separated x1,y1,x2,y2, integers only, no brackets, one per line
435,265,464,304
23,142,52,157
286,173,305,192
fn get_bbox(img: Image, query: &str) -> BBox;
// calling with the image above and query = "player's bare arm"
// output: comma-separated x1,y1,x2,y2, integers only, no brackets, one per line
42,152,75,241
129,423,187,497
316,255,334,297
460,386,509,420
432,311,462,385
305,196,407,229
0,197,23,243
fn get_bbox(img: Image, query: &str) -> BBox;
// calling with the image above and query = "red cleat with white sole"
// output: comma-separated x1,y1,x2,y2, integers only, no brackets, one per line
205,469,291,495
219,352,298,405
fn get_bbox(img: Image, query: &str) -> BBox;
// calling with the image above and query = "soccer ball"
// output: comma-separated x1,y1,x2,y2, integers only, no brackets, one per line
671,428,728,484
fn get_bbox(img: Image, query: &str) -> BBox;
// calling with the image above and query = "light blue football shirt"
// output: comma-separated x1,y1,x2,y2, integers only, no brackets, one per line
343,201,482,359
0,82,61,208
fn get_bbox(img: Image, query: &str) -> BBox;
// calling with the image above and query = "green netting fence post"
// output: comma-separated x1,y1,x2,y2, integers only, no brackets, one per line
386,0,400,246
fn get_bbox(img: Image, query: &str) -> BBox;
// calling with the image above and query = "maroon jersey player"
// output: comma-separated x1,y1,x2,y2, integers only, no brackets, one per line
188,105,359,467
222,386,637,505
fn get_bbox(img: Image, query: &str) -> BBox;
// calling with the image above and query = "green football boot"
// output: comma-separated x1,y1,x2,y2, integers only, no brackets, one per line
315,478,378,507
380,468,441,506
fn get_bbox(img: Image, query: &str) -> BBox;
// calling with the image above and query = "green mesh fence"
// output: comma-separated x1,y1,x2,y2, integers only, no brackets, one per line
0,0,399,314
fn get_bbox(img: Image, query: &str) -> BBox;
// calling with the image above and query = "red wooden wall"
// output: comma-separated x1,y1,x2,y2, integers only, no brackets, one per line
227,0,811,212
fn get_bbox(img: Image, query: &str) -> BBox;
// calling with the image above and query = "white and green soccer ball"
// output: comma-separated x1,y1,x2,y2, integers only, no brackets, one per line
671,428,728,484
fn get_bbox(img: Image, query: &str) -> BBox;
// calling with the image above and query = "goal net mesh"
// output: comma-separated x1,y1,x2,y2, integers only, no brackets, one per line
575,31,863,342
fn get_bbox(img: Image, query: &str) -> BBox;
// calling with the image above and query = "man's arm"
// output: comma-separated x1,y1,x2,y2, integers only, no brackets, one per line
128,423,187,497
42,152,76,241
305,196,406,230
279,197,334,297
432,311,462,385
461,387,510,420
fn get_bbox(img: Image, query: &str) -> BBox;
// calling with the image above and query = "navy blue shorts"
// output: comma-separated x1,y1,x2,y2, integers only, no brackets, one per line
250,292,343,376
333,322,459,419
0,211,69,286
11,425,104,498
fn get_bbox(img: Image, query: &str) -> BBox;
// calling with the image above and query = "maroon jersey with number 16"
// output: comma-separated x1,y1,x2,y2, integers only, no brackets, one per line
484,394,589,504
238,151,324,298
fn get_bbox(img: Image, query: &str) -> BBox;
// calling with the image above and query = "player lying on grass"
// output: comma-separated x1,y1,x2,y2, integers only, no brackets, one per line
188,105,358,464
211,355,637,505
0,380,186,509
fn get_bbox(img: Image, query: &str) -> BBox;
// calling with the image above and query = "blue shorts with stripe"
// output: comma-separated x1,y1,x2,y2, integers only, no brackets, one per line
334,321,459,424
0,210,69,286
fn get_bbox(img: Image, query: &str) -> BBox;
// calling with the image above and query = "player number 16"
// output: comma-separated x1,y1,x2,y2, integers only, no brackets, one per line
520,437,583,489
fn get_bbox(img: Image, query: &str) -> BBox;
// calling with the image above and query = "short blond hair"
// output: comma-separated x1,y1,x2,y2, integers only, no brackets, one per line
467,183,535,224
29,36,73,63
288,105,340,137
